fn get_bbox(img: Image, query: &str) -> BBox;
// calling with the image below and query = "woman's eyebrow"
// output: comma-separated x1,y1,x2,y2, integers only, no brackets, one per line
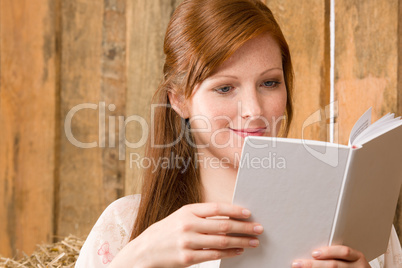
260,67,283,75
210,67,283,80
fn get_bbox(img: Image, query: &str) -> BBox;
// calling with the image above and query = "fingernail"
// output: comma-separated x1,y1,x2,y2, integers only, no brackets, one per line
235,248,244,255
249,239,259,247
312,250,321,257
242,209,251,217
292,261,303,268
253,225,264,233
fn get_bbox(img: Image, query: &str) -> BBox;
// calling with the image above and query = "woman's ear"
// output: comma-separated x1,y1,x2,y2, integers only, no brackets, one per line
167,90,189,119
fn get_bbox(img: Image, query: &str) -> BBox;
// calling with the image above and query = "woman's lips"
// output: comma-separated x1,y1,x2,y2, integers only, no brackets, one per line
230,128,267,138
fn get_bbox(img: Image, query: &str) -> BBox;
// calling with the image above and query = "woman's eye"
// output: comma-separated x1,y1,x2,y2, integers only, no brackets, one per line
262,81,281,88
214,86,233,94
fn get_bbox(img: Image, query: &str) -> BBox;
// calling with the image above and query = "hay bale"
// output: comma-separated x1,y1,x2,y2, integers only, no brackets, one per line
0,236,84,268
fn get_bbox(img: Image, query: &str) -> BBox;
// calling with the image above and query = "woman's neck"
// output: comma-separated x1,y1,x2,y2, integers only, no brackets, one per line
198,153,238,204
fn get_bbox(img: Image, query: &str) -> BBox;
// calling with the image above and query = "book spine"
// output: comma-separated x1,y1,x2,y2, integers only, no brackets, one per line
328,147,354,245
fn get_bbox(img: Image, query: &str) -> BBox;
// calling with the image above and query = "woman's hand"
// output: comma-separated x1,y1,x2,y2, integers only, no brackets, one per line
109,203,263,268
292,245,370,268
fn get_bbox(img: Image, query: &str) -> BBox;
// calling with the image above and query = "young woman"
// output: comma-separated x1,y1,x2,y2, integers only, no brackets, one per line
76,0,402,267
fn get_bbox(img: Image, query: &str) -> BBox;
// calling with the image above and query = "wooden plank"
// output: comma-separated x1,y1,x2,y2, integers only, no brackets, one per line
57,0,105,239
334,0,401,242
100,0,126,207
335,0,399,144
125,0,182,194
266,0,330,141
0,0,56,257
57,0,127,239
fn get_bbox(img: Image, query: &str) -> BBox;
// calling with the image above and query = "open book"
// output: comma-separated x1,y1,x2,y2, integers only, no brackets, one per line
220,108,402,268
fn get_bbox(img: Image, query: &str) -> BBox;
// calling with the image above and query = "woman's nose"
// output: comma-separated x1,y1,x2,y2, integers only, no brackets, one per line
240,87,263,119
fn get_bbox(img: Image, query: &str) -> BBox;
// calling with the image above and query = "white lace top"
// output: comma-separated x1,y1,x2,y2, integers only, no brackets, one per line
75,194,402,267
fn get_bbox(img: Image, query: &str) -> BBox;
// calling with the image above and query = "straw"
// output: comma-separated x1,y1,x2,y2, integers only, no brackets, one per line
0,236,84,268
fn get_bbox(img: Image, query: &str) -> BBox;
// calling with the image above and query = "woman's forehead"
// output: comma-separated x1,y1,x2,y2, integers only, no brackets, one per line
210,33,283,76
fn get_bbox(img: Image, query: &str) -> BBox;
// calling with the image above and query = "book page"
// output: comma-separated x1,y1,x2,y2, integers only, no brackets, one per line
353,116,402,145
352,113,393,143
331,124,402,261
220,137,350,268
349,107,372,146
349,108,402,145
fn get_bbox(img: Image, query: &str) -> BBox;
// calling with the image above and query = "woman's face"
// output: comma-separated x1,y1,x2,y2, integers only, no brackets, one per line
185,33,287,167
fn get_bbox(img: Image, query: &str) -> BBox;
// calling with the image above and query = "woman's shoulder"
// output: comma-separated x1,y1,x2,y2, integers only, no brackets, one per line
93,194,141,230
107,194,142,209
102,194,142,217
93,194,141,239
75,194,141,267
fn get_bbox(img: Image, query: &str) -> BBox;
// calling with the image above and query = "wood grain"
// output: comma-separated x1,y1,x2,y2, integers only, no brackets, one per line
335,0,399,144
266,0,331,141
57,0,127,240
57,0,105,239
0,0,57,256
100,0,126,211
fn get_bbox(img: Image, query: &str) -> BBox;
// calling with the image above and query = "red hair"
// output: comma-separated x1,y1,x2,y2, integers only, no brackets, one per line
131,0,293,240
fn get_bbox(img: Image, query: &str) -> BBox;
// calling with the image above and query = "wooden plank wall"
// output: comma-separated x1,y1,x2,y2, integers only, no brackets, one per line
0,0,401,257
0,0,57,257
57,0,126,241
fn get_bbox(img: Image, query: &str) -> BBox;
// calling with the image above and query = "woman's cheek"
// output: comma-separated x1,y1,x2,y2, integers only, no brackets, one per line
266,93,287,135
211,129,236,149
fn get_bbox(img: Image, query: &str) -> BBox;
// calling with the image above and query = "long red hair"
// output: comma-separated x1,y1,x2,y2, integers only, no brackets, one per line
130,0,294,240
